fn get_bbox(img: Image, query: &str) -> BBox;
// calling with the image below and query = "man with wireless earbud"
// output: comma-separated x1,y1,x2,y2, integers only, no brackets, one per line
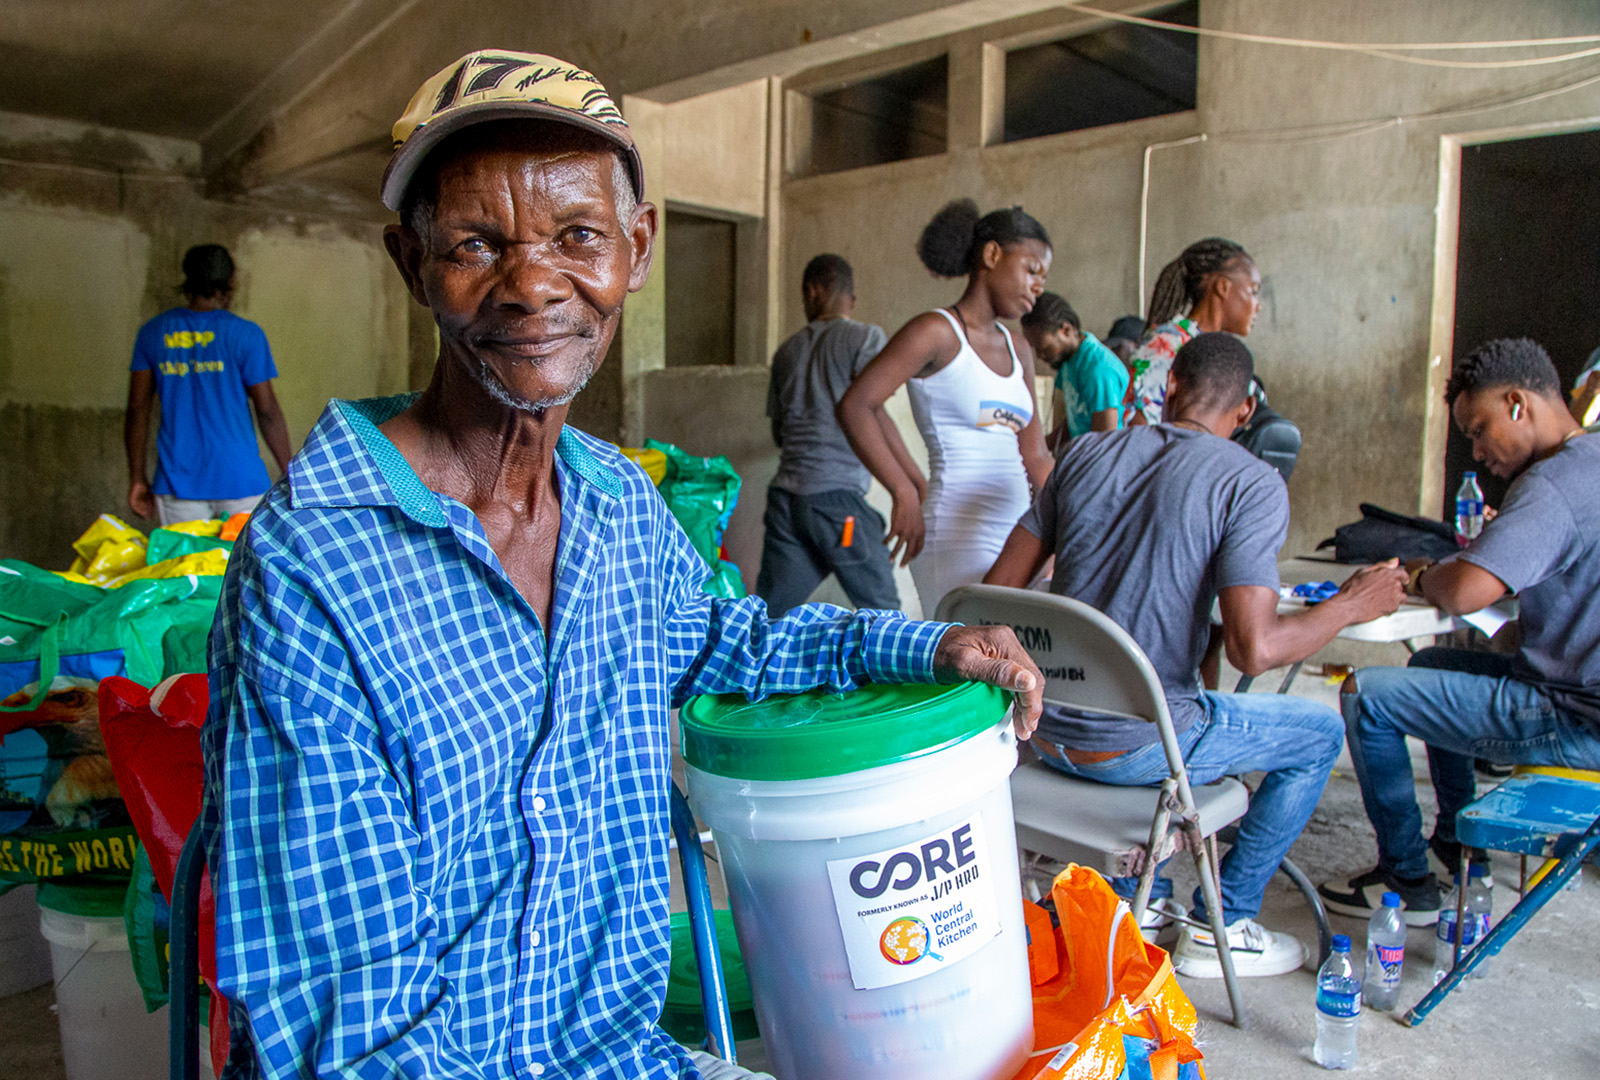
1320,338,1600,925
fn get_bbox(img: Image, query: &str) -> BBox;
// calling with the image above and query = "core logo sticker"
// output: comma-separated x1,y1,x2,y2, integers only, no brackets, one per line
826,816,1000,989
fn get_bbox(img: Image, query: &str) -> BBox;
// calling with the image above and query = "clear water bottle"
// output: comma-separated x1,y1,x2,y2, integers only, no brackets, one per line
1433,866,1493,983
1314,934,1360,1069
1455,472,1485,542
1362,891,1406,1011
1465,865,1492,979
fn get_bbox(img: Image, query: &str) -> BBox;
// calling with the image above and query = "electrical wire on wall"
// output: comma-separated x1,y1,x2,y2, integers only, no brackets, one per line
1132,54,1600,312
1064,5,1600,69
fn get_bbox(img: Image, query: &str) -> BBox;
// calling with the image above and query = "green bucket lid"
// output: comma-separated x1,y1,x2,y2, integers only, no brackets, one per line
680,680,1009,781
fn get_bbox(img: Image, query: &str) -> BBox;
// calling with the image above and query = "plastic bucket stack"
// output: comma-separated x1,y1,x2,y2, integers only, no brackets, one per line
36,883,169,1080
683,680,1033,1080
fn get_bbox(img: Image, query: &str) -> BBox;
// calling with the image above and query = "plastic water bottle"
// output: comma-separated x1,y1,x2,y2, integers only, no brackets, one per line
1433,866,1492,983
1314,934,1360,1069
1362,891,1406,1011
1455,472,1485,542
1465,865,1492,979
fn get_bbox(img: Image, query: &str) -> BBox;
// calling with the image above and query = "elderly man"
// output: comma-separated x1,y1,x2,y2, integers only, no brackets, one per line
202,50,1041,1080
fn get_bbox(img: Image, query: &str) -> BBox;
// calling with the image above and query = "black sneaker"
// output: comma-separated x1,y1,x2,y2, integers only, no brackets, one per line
1475,757,1513,780
1318,867,1442,927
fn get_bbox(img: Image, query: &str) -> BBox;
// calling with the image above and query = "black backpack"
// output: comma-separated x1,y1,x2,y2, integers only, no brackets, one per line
1318,504,1460,564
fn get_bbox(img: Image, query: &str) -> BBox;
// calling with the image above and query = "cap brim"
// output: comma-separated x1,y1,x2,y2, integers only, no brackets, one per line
380,100,645,211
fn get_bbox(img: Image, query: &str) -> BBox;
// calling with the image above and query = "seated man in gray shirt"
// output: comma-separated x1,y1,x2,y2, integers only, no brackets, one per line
1321,338,1600,924
758,254,921,616
986,332,1405,978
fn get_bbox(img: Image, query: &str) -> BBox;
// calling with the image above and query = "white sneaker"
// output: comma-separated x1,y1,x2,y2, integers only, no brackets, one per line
1135,897,1184,942
1171,918,1307,979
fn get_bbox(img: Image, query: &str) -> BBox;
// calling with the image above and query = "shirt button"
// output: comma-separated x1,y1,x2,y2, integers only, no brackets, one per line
529,930,541,947
530,1065,545,1077
532,795,547,812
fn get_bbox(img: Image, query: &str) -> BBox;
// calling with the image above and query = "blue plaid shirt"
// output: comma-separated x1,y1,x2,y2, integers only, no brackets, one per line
202,394,949,1080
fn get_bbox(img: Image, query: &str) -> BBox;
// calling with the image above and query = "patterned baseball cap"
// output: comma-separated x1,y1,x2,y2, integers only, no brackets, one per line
381,49,644,211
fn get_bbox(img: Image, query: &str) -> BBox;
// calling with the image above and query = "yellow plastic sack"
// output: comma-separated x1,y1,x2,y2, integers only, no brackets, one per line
106,550,230,588
162,518,225,538
618,447,669,486
67,516,149,584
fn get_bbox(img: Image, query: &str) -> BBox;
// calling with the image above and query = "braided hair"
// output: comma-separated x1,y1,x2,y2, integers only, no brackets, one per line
1145,237,1250,327
917,199,1051,278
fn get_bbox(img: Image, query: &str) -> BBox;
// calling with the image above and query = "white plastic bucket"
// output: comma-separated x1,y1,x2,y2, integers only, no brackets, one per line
0,884,52,996
38,902,170,1080
688,711,1032,1080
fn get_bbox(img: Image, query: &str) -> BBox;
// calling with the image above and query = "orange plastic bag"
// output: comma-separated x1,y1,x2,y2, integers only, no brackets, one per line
1009,865,1206,1080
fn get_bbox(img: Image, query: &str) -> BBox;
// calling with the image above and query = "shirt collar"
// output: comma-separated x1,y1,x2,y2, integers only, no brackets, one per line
290,393,621,527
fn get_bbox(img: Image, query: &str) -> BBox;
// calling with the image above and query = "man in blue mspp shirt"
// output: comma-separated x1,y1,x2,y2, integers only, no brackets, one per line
125,244,292,525
202,50,1043,1080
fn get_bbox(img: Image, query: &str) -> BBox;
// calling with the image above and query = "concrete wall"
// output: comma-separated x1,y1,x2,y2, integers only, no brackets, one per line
780,0,1600,560
0,112,409,566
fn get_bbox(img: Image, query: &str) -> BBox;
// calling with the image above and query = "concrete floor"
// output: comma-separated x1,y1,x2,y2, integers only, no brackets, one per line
4,651,1597,1079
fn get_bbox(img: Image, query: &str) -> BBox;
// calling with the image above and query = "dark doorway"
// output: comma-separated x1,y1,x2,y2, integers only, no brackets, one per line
665,209,737,367
1446,128,1600,514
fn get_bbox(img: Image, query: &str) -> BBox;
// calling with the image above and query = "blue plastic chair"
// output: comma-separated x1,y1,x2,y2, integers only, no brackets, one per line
1403,769,1600,1027
169,782,737,1078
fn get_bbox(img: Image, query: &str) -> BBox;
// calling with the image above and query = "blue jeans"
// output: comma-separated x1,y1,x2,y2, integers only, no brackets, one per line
1348,648,1600,880
1035,691,1343,925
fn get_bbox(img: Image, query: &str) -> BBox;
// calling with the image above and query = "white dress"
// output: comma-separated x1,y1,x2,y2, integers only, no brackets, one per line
906,309,1035,616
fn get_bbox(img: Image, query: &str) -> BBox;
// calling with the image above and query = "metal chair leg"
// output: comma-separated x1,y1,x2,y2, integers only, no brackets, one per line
1186,819,1245,1028
670,784,738,1064
1130,779,1178,923
170,824,207,1080
1405,813,1600,1027
1277,856,1332,968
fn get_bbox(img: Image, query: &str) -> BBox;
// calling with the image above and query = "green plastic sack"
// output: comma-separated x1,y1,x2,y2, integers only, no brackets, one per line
146,527,233,566
0,560,221,891
124,844,170,1012
644,439,747,600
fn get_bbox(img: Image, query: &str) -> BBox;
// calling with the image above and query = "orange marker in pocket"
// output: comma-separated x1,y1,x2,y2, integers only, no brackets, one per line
840,515,855,548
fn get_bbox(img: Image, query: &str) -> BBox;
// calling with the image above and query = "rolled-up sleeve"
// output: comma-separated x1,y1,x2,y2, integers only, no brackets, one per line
212,544,484,1080
656,511,948,704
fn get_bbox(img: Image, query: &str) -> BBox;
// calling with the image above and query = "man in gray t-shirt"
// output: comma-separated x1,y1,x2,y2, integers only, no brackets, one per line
1322,338,1600,926
757,255,918,616
987,333,1405,979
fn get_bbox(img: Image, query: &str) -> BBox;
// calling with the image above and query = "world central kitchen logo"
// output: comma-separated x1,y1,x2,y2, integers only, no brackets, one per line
847,823,980,900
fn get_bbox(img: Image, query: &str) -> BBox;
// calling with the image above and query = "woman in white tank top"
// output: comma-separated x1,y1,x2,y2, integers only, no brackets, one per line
838,200,1056,616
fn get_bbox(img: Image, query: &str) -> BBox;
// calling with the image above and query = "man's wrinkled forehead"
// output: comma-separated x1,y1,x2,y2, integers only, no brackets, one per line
405,119,626,215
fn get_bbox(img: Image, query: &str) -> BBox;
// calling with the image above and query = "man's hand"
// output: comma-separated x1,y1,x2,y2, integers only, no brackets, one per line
1331,559,1406,623
932,625,1043,740
885,491,926,567
128,480,155,520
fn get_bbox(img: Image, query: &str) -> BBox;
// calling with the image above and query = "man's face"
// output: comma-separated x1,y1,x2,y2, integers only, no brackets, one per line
1022,323,1079,369
1452,387,1534,479
387,136,655,412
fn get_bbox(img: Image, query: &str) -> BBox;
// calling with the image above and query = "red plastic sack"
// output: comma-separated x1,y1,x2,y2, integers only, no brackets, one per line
98,674,228,1076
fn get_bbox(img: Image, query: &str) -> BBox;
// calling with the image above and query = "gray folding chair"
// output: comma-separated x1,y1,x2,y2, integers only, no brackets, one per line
937,585,1255,1024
